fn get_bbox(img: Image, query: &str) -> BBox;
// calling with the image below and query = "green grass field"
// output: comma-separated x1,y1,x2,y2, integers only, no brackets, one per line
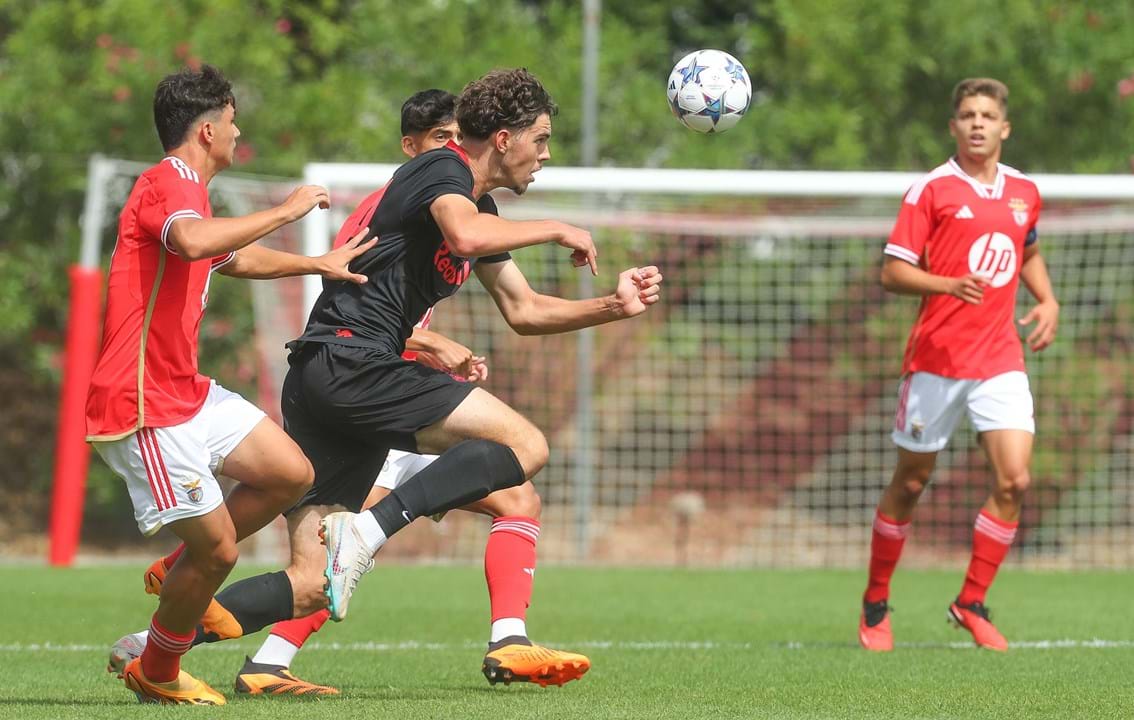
2,564,1133,719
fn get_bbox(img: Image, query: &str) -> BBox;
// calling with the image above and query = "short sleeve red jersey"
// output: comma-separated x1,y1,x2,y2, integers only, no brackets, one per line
330,185,434,361
85,157,235,440
885,158,1041,380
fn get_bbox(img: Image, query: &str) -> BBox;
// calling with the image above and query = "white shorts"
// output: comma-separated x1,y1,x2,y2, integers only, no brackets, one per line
375,449,439,490
92,381,266,536
892,371,1034,453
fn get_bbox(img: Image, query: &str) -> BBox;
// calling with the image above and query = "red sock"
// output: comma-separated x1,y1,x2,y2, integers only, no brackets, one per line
958,510,1018,606
484,516,539,622
142,616,195,683
864,510,910,604
162,544,185,571
268,609,331,648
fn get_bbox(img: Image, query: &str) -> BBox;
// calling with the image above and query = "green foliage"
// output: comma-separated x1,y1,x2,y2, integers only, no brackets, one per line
0,0,1132,533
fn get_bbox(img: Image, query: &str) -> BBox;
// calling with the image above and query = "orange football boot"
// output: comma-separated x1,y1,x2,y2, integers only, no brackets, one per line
948,600,1008,651
120,657,226,705
482,636,590,687
858,600,893,652
234,656,340,696
144,557,242,640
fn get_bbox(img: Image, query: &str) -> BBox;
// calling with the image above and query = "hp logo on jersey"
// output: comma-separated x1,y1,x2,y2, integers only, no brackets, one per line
968,232,1016,288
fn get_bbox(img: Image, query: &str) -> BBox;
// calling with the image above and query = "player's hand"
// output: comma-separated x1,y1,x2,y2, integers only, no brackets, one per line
280,184,331,222
612,265,663,318
1019,300,1059,352
554,223,598,276
466,357,490,383
947,273,989,304
415,334,486,380
316,228,376,284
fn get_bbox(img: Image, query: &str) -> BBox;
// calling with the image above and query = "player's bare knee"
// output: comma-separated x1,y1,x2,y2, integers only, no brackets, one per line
997,469,1031,498
900,477,929,499
487,482,542,519
285,455,315,498
199,540,239,580
513,429,549,479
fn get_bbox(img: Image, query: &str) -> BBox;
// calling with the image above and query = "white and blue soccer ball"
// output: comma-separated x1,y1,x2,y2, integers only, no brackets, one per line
667,49,752,134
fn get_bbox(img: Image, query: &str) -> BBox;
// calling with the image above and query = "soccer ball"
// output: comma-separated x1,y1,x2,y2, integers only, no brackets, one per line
667,49,752,134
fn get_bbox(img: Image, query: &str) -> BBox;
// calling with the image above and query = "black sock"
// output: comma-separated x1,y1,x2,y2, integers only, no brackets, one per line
192,570,293,645
369,439,525,537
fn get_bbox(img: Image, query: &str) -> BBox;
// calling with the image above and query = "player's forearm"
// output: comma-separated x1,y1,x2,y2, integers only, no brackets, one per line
169,206,292,261
509,293,622,335
880,259,953,297
219,244,321,279
1019,252,1057,305
405,328,443,353
447,215,563,257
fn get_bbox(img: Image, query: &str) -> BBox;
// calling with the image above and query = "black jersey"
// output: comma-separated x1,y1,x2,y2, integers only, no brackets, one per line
295,143,509,355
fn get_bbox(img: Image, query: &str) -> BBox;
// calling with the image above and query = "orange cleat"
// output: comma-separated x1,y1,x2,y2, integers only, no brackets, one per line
144,557,243,640
948,600,1008,651
234,656,340,696
120,657,226,705
482,636,590,688
858,600,893,652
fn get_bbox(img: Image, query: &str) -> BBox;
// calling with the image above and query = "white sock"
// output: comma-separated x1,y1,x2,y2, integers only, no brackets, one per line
353,511,388,556
251,633,301,668
490,617,527,643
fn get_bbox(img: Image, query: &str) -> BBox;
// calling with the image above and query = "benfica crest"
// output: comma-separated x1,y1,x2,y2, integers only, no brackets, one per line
181,478,204,504
1009,197,1029,227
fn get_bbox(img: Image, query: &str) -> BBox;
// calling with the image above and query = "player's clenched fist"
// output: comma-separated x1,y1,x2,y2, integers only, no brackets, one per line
281,184,331,222
612,265,663,318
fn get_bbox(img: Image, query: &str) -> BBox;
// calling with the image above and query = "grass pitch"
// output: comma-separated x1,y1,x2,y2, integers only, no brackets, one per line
2,564,1132,719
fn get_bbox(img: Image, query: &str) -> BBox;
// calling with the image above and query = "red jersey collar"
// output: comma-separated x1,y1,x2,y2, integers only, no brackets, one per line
446,139,471,165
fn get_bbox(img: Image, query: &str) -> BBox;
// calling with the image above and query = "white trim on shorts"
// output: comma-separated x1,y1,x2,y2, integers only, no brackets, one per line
91,381,266,536
891,370,1035,453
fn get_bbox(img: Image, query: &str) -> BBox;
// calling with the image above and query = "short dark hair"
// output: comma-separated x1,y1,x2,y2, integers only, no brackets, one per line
952,77,1009,115
153,64,235,151
400,89,457,136
456,68,558,141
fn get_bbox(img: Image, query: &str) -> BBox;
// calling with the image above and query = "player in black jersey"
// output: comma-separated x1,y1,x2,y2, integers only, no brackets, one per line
306,68,660,687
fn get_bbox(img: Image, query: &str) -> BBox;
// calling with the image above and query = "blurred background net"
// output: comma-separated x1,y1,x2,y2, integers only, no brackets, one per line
84,165,1134,569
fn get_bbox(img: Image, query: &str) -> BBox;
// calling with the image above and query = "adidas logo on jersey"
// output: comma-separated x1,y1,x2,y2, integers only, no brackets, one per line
954,205,975,219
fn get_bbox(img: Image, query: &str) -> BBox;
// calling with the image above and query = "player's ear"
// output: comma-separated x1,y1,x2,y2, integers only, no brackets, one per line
494,128,510,155
401,135,416,158
1000,120,1011,141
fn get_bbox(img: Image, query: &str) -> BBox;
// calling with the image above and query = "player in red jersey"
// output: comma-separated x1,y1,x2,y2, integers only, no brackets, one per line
858,78,1059,652
87,64,373,704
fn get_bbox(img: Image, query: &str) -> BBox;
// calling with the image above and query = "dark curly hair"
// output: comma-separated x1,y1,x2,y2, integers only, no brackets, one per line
456,68,558,141
153,64,235,151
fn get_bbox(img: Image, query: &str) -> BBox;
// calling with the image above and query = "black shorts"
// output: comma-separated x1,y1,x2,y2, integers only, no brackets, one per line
281,341,477,512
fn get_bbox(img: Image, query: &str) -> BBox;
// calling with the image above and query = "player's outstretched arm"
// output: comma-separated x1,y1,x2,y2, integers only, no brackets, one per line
881,256,988,305
1017,243,1059,352
217,227,375,282
167,184,331,261
431,194,598,275
475,259,661,336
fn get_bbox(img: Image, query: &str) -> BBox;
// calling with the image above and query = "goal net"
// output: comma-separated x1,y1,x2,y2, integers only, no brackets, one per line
75,157,1134,570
